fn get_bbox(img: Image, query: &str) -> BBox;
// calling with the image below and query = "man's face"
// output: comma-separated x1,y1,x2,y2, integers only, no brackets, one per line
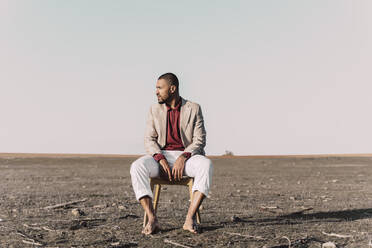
156,79,172,104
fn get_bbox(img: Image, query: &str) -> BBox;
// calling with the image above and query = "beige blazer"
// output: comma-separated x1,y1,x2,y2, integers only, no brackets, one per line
144,98,206,156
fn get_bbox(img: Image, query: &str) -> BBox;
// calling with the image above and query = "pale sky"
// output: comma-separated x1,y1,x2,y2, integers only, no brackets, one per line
1,1,371,155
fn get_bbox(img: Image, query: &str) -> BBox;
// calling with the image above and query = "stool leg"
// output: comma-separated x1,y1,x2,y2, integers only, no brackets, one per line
188,180,201,224
188,179,201,224
188,180,193,200
153,184,161,214
196,209,201,224
143,181,155,227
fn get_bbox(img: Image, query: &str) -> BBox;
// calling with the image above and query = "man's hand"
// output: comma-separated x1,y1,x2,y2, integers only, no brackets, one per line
172,155,187,181
159,159,172,181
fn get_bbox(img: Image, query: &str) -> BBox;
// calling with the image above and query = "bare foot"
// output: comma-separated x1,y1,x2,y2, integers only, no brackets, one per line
142,217,159,235
183,217,199,234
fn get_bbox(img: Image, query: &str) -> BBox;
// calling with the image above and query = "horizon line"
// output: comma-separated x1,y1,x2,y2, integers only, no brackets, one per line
0,152,371,159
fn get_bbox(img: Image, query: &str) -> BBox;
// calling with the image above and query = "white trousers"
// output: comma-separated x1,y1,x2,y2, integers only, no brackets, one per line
130,151,213,201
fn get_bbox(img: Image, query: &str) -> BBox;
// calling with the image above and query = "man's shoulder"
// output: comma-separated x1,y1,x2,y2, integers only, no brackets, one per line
182,98,201,110
150,102,162,110
149,98,201,111
148,103,165,117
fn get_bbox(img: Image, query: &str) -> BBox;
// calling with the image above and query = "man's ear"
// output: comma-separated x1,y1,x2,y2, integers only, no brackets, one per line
170,85,176,93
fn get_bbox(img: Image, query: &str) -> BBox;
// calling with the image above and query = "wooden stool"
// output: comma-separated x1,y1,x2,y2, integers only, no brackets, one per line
143,177,201,227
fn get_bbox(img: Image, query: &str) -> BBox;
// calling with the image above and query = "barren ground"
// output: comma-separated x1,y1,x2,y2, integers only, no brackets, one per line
0,155,372,247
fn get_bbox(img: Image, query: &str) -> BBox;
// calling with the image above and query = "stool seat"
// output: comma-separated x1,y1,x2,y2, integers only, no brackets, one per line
143,177,201,227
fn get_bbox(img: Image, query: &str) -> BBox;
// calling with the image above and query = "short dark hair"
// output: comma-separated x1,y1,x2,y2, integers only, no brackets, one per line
158,72,179,90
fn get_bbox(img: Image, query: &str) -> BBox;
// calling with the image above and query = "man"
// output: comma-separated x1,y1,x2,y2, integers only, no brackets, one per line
130,72,213,235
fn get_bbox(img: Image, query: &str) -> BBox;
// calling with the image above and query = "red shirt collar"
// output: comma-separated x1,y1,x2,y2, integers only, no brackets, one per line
166,98,182,111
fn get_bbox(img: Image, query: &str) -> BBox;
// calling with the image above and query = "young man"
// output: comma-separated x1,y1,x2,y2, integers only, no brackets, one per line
130,72,213,235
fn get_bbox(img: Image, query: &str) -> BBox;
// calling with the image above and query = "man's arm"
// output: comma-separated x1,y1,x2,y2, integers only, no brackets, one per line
144,107,172,181
183,105,206,156
144,106,162,156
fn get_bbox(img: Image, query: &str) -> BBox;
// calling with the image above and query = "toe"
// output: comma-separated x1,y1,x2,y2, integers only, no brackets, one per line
142,223,151,235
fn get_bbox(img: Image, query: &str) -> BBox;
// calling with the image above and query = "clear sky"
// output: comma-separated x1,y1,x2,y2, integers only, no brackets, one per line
1,1,371,155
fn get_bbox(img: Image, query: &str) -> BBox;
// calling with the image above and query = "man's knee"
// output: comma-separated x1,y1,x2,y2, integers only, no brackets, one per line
130,158,144,176
130,155,155,177
199,157,213,174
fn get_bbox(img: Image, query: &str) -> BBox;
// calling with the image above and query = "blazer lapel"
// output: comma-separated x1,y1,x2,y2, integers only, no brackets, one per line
158,103,168,147
180,98,191,133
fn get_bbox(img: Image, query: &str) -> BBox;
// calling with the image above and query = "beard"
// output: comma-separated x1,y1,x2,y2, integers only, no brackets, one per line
157,92,172,104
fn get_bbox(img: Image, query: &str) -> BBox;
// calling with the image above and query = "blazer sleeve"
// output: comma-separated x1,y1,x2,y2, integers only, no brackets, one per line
183,105,206,156
144,106,162,156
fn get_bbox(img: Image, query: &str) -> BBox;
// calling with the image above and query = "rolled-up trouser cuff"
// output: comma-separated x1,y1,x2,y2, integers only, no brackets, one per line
192,187,209,197
135,190,153,201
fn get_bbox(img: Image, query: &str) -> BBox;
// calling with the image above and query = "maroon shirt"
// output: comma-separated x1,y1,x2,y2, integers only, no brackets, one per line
153,99,191,162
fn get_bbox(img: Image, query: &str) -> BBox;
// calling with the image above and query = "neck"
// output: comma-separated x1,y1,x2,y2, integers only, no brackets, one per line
166,95,181,109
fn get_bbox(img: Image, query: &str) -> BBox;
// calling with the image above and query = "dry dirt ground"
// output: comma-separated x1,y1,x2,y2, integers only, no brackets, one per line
0,155,372,248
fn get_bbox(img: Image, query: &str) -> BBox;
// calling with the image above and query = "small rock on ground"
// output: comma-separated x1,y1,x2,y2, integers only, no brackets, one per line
322,242,336,248
71,208,85,217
